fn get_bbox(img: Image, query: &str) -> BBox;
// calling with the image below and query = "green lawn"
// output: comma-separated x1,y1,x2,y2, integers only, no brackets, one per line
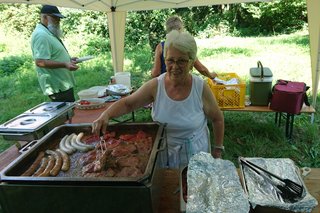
0,28,319,167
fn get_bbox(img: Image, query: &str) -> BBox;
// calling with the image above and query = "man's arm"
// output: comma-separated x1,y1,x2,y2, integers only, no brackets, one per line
35,59,79,71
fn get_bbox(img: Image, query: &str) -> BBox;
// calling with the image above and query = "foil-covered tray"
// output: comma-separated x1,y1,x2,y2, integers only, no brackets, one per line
182,152,250,213
239,157,318,212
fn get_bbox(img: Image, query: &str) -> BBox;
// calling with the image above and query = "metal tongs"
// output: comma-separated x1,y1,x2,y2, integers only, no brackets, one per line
239,157,304,202
99,131,107,154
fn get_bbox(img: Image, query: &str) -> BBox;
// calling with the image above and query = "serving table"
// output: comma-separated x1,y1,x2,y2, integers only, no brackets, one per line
221,104,316,139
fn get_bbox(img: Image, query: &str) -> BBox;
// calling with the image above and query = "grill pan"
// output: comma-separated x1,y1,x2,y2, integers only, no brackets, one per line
0,122,165,213
0,122,165,183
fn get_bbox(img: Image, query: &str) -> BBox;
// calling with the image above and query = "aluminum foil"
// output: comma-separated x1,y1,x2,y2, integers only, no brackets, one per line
186,152,250,213
240,157,318,212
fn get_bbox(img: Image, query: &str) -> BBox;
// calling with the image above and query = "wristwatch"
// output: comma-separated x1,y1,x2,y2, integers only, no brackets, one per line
214,145,225,151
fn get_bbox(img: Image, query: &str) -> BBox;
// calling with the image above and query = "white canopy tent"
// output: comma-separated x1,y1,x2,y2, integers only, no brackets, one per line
0,0,319,107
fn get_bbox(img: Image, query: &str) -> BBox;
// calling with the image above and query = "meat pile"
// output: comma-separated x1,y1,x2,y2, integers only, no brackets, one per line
80,130,153,178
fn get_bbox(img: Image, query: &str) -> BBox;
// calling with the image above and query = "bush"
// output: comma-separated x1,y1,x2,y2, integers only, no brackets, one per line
80,37,110,56
0,55,32,76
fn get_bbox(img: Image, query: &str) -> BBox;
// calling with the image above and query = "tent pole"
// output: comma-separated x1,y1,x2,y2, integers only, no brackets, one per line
107,10,126,74
307,0,320,108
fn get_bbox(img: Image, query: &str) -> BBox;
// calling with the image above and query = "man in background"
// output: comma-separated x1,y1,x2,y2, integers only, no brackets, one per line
31,5,79,102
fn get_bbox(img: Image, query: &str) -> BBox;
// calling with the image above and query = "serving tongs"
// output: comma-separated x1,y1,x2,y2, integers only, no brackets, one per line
99,131,107,154
239,157,304,202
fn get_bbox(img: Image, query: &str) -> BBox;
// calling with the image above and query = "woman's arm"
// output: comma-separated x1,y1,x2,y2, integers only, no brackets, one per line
151,43,163,78
92,79,157,135
194,59,217,79
202,82,224,158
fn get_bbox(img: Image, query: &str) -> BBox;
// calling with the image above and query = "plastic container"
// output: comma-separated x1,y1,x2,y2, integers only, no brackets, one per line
207,73,246,109
249,61,273,106
115,72,131,89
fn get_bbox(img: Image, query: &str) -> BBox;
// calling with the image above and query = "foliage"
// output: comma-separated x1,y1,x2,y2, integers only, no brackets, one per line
0,4,39,37
0,54,32,76
0,1,309,52
80,36,111,56
228,0,307,36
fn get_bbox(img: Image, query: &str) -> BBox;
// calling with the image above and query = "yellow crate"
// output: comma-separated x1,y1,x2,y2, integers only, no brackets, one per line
207,73,246,109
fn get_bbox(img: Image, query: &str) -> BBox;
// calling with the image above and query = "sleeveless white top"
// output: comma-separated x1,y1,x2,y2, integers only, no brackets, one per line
152,73,209,168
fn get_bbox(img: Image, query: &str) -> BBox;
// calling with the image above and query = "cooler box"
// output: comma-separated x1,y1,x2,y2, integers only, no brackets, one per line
249,61,273,106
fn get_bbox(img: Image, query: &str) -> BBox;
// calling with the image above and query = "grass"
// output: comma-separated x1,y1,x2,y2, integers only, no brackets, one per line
0,27,319,168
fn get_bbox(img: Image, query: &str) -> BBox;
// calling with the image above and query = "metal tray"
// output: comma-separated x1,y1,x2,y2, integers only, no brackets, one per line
0,122,165,184
238,157,317,213
0,122,166,213
0,102,74,141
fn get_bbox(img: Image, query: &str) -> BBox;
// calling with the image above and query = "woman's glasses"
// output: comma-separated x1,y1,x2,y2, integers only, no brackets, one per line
165,58,190,67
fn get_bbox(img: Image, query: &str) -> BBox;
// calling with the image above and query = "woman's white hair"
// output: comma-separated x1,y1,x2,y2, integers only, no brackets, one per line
164,30,197,62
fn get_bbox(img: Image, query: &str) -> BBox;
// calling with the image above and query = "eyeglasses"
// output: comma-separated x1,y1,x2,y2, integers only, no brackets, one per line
165,58,190,67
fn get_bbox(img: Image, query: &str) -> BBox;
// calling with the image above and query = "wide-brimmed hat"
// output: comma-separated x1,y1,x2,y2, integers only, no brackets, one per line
41,5,65,18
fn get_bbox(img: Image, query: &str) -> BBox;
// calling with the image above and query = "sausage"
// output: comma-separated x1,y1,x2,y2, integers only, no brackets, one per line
33,157,49,176
70,133,94,152
76,132,95,150
38,155,55,177
59,135,72,154
21,151,45,176
46,150,62,176
64,134,76,154
56,148,70,172
70,134,88,152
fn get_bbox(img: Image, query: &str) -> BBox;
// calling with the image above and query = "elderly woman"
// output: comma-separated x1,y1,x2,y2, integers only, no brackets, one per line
151,15,217,79
92,30,224,168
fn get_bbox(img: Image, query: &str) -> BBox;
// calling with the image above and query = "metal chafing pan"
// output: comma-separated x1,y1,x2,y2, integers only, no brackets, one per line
0,102,74,141
0,122,166,213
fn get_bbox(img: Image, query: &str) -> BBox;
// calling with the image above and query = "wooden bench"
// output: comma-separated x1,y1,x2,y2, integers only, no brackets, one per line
221,104,316,139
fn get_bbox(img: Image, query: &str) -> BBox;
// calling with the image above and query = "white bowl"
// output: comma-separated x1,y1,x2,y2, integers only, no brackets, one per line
77,89,99,99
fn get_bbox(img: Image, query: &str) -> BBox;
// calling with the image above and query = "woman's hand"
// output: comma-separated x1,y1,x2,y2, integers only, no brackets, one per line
209,72,218,79
212,148,223,158
91,113,110,136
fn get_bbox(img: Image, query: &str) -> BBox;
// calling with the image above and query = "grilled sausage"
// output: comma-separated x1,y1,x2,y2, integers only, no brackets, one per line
64,134,76,153
71,133,94,152
33,157,49,176
59,135,72,154
76,132,95,150
70,134,88,152
38,155,55,177
46,150,62,176
21,151,45,176
56,148,70,172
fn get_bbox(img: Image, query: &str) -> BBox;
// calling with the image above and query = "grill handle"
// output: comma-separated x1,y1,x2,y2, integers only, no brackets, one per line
0,132,28,136
157,136,167,152
19,140,38,154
